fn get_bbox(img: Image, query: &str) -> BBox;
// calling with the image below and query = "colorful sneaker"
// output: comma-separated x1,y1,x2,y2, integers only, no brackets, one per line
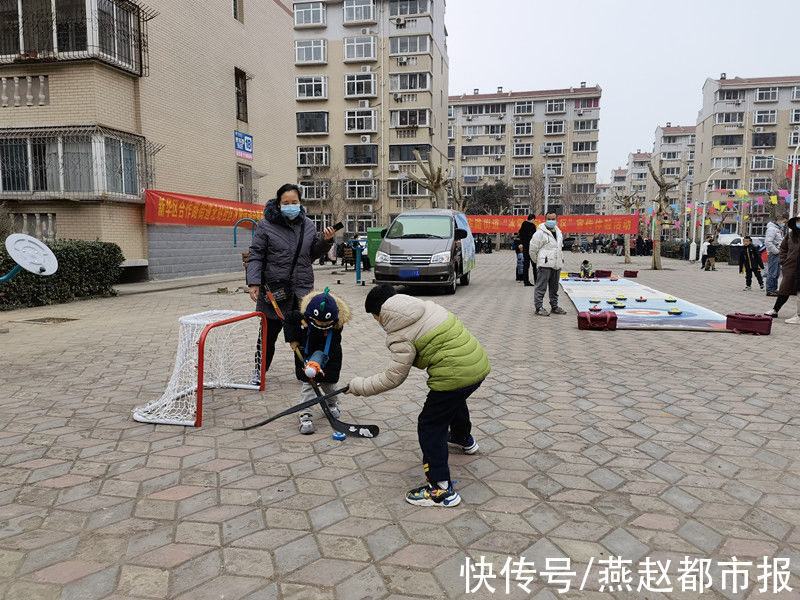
299,413,315,435
405,481,461,507
448,434,479,455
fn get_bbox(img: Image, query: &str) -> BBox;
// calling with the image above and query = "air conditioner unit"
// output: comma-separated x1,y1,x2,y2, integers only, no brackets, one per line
494,155,501,161
461,156,467,160
514,138,520,143
301,168,312,176
577,110,584,115
362,169,373,178
397,56,408,65
495,135,502,140
358,100,370,108
393,93,402,101
361,66,371,72
361,27,369,34
389,164,400,172
362,204,374,212
495,176,503,181
499,113,505,119
394,17,405,26
361,135,371,143
465,136,472,141
756,149,765,155
755,127,764,133
735,100,741,105
466,115,473,121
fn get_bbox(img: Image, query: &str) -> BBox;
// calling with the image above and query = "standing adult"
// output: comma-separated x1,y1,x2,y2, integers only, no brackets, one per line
517,214,537,286
764,214,787,296
766,216,800,322
636,235,645,256
530,211,567,316
247,184,335,379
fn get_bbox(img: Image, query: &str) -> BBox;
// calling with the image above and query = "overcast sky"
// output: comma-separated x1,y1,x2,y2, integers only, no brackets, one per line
445,0,800,182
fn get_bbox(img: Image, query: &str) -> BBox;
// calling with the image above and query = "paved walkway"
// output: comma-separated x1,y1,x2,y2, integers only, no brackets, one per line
0,252,797,599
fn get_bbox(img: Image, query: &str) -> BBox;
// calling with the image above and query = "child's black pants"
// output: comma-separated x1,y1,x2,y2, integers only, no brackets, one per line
418,379,483,483
744,267,763,287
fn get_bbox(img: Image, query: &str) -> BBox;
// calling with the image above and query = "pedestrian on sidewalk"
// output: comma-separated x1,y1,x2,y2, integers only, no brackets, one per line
738,236,764,291
766,216,800,323
517,214,537,286
347,285,491,507
704,238,718,271
529,211,567,316
513,236,525,281
700,236,710,270
764,214,787,296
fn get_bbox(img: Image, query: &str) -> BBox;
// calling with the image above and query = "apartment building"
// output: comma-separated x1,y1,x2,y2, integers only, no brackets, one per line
694,74,800,235
647,124,695,234
448,82,601,216
595,182,611,214
0,0,296,279
292,0,449,234
625,151,651,198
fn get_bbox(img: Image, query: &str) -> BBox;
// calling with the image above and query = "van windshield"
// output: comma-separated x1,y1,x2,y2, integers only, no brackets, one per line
386,216,452,239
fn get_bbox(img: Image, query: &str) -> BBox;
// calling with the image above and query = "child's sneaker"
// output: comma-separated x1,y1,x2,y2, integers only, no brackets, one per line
405,481,461,507
327,402,340,419
299,413,315,434
766,310,778,318
785,314,800,324
743,286,751,291
448,434,479,455
759,283,765,290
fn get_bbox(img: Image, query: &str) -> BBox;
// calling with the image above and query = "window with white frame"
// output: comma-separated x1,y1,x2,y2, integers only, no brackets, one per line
389,72,429,92
345,72,377,97
345,109,377,133
791,131,800,146
548,163,564,176
296,112,329,134
483,165,505,176
462,126,481,137
661,151,679,160
447,124,454,139
572,162,596,173
299,179,329,200
389,35,430,55
514,101,533,115
296,145,330,166
717,89,744,101
344,36,377,61
513,184,530,198
390,109,429,127
346,179,377,199
575,98,599,109
574,119,598,131
344,0,374,22
549,183,562,196
512,204,531,216
294,2,325,25
389,144,430,162
447,106,455,118
487,124,505,135
389,0,429,16
756,87,778,102
715,112,743,124
793,86,800,101
545,120,564,135
513,143,533,157
296,75,328,100
389,179,429,196
461,166,480,176
513,164,532,178
688,151,694,160
105,137,138,195
661,166,680,177
573,141,597,152
750,177,773,190
295,39,326,63
546,99,566,113
791,109,800,124
751,155,775,170
572,183,595,194
485,145,505,156
710,178,740,189
711,156,742,169
544,141,563,155
789,154,800,166
515,122,533,136
755,109,777,124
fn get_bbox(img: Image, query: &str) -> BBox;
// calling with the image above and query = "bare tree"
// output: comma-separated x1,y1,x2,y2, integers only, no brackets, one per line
406,150,448,207
613,191,642,264
446,176,468,212
648,161,689,270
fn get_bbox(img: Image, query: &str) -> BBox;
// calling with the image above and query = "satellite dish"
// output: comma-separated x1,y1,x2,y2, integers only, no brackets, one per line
5,234,58,276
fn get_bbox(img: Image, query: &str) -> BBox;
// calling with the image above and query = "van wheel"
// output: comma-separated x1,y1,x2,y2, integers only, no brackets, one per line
459,271,470,286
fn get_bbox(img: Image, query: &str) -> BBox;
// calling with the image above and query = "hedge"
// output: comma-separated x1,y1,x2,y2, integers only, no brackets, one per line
0,239,124,310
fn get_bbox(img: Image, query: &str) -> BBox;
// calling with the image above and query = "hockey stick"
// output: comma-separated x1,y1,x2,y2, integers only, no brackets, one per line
236,385,349,431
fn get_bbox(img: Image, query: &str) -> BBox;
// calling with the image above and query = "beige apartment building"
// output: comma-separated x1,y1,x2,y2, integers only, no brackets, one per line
646,124,695,238
625,151,650,198
694,74,800,236
0,0,296,279
448,83,601,216
292,0,449,234
595,182,610,214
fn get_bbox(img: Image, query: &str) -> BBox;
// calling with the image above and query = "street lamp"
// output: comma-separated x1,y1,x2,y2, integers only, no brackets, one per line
694,166,735,261
398,172,407,212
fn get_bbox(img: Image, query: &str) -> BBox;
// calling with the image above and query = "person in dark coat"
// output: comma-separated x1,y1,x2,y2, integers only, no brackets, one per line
766,216,800,322
738,236,764,291
517,214,537,286
246,184,334,380
635,235,645,256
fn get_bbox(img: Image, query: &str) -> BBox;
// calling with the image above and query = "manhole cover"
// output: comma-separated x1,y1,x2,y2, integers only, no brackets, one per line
24,317,78,324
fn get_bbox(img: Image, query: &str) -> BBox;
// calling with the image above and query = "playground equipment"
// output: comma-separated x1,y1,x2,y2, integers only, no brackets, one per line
1,234,58,283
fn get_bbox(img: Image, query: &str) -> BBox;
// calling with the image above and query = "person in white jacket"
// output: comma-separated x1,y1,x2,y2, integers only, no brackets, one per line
764,216,787,295
529,211,567,316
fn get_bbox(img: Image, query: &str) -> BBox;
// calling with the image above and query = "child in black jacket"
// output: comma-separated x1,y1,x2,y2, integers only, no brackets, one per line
738,236,764,291
283,288,351,434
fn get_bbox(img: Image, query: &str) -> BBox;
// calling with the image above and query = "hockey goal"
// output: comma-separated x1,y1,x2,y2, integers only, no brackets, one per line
133,310,267,427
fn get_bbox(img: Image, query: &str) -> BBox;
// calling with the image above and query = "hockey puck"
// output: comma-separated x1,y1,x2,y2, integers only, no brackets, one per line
332,431,346,440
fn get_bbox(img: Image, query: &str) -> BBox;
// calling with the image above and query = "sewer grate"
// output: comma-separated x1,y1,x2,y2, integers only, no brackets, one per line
23,317,78,324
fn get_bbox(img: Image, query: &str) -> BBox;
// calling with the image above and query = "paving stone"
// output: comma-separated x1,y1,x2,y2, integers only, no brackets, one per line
677,520,724,553
274,534,322,574
600,528,650,562
364,524,408,561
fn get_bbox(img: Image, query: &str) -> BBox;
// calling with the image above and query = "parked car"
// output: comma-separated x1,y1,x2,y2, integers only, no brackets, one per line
562,237,576,251
373,209,475,295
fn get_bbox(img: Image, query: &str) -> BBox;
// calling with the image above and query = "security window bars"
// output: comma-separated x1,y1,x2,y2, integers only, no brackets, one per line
346,179,377,199
235,68,248,122
712,134,743,146
389,0,428,16
295,39,326,63
299,179,328,200
752,132,776,148
389,34,429,54
296,145,330,167
345,109,377,133
296,111,329,135
344,0,374,22
345,72,376,97
756,87,778,102
389,179,429,196
237,164,252,203
390,109,429,127
296,75,327,100
105,136,137,194
294,2,325,26
344,144,378,165
545,99,565,113
344,36,376,61
389,72,429,92
514,122,533,136
545,120,564,135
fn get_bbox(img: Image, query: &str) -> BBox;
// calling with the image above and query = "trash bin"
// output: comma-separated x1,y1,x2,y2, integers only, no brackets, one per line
367,227,383,267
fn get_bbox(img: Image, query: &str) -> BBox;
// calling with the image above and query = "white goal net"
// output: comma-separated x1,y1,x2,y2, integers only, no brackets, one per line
132,310,265,427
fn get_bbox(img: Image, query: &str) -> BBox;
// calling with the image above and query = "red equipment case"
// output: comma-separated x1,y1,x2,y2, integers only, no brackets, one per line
594,269,612,278
624,270,638,277
726,313,772,335
578,311,618,331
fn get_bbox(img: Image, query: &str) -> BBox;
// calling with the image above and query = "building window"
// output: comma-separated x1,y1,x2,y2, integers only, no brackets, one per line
105,137,138,194
513,143,533,157
344,36,377,61
545,99,565,113
295,39,327,63
389,72,429,92
344,0,374,22
754,109,777,125
717,89,743,102
391,109,429,128
661,167,680,177
297,145,330,167
296,75,328,100
346,179,377,199
544,141,563,155
237,164,252,203
573,141,597,152
299,179,329,200
548,163,563,176
710,178,740,190
572,183,596,194
389,179,428,196
447,145,454,159
545,120,564,135
513,164,532,178
447,125,454,139
793,86,800,101
344,144,378,165
755,87,778,102
296,111,329,135
661,151,679,160
389,0,428,16
751,155,775,170
345,109,377,133
235,68,248,122
711,156,742,169
345,72,377,97
447,106,455,118
663,136,678,144
715,112,743,124
548,183,562,196
514,101,533,115
752,132,776,148
572,162,596,173
514,122,533,136
712,134,743,147
513,184,530,198
750,177,773,191
389,35,430,55
575,98,599,109
389,143,430,162
573,119,598,131
232,0,244,22
791,109,800,124
790,131,800,146
294,2,325,26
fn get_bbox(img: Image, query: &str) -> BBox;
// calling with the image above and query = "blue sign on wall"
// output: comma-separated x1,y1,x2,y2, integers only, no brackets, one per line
235,130,253,161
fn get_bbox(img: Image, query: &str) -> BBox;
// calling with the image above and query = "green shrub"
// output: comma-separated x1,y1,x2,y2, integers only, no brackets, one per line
0,239,124,310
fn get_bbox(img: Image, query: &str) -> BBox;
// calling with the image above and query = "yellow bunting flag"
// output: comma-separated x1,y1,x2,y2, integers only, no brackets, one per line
736,189,748,197
770,196,778,204
705,219,711,225
713,201,722,210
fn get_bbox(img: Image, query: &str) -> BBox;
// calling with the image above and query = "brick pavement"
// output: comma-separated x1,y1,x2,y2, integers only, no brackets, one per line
0,252,798,599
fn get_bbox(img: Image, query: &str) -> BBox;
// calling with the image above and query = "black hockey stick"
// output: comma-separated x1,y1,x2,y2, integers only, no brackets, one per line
236,386,349,431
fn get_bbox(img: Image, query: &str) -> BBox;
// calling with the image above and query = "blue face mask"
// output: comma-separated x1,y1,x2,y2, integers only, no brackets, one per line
281,204,301,219
545,220,557,228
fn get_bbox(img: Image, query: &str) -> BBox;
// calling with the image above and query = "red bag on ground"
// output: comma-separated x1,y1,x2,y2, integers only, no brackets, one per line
726,313,772,335
624,270,638,278
594,269,612,278
578,311,617,331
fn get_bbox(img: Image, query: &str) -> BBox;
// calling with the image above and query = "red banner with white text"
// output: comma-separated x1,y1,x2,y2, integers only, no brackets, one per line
144,190,264,227
466,214,639,235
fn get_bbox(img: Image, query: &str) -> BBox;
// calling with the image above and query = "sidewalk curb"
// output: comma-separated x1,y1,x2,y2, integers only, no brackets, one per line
114,272,244,296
